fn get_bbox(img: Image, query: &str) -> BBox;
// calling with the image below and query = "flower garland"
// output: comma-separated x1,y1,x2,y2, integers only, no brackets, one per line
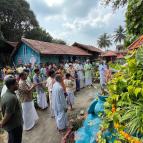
112,104,142,143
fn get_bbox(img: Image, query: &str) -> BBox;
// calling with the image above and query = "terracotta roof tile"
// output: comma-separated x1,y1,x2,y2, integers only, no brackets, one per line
72,42,103,53
21,38,91,56
117,53,124,59
101,50,117,57
128,35,143,50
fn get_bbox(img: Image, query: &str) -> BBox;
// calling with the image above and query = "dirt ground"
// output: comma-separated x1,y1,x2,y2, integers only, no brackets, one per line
1,86,100,143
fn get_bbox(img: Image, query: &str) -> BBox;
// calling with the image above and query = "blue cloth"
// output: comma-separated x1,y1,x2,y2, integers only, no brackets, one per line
94,95,107,114
83,114,96,127
87,99,98,114
84,117,101,136
75,127,91,143
75,93,109,143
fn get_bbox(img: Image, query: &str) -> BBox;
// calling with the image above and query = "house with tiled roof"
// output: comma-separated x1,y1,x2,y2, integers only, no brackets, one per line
72,42,103,61
101,50,117,62
101,49,127,62
12,38,91,65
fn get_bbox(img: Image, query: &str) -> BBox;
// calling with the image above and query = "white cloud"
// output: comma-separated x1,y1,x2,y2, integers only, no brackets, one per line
44,14,67,21
26,0,125,50
44,0,64,7
63,3,114,32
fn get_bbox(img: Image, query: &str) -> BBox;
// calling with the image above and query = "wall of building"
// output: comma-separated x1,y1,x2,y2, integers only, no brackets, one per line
40,55,59,64
40,55,87,64
13,43,40,65
40,55,74,64
13,43,90,65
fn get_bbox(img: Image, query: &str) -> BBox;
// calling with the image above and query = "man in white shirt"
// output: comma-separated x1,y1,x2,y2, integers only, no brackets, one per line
1,75,13,97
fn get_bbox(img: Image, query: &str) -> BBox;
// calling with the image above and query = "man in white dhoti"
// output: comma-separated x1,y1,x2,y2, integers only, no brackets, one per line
40,64,47,81
98,60,107,88
74,60,80,91
18,72,39,131
46,70,55,117
84,60,93,86
33,68,48,109
52,74,68,132
78,62,85,89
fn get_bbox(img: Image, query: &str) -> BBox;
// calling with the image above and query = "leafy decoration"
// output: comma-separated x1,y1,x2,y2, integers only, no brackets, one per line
99,46,143,142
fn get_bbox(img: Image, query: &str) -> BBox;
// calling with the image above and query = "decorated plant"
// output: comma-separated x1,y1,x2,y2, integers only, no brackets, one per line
109,62,122,71
98,46,143,142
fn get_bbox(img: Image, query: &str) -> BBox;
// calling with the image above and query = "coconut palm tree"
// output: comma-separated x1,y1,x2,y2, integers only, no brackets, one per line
113,25,126,44
97,33,112,50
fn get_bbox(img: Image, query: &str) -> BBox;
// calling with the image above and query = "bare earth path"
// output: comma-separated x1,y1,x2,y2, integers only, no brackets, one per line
22,86,98,143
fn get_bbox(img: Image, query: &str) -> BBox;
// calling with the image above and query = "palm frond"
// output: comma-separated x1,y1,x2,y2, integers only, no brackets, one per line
121,103,143,135
97,33,112,50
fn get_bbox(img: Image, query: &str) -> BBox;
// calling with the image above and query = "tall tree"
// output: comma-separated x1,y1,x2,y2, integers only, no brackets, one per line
102,0,143,46
102,0,127,9
25,27,53,42
52,39,66,45
113,25,126,44
125,0,143,46
97,33,112,50
0,0,38,41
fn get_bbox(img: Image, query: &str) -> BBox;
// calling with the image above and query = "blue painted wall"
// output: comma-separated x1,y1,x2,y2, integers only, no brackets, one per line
14,43,40,65
13,43,89,65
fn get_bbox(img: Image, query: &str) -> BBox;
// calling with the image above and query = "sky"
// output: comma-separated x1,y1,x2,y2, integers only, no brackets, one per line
26,0,126,50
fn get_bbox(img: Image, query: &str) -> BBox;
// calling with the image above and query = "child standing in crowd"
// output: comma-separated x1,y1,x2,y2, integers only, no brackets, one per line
40,64,47,81
64,73,75,110
33,68,48,109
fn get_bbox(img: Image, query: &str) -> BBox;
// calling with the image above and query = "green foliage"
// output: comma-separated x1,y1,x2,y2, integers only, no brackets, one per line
24,26,67,44
113,25,126,44
97,33,112,50
126,0,143,46
102,0,143,47
109,63,122,70
102,46,143,141
102,0,127,9
25,27,53,42
52,38,66,45
0,0,38,41
121,102,143,135
136,47,143,68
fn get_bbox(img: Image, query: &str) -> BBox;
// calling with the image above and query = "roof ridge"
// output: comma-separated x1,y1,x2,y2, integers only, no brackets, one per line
21,38,91,56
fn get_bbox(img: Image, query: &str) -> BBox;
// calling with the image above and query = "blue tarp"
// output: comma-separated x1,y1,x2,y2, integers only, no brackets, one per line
75,94,109,143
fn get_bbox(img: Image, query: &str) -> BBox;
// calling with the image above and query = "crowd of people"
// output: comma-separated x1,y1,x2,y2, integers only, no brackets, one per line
0,59,111,143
